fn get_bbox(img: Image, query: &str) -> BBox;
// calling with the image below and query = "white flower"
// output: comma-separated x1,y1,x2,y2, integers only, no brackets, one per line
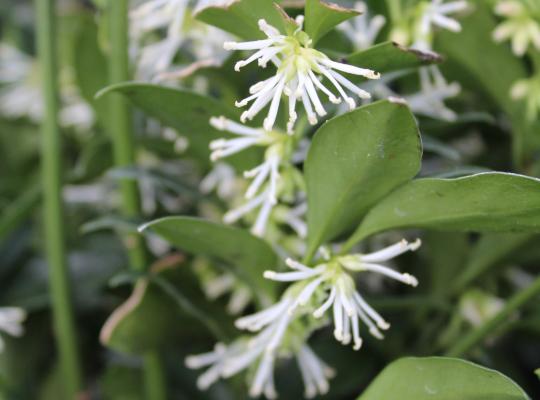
510,75,540,122
199,163,238,200
186,297,294,398
413,0,468,51
274,202,308,239
0,307,26,352
296,344,335,398
373,66,460,121
131,0,231,80
209,116,294,236
224,17,380,133
264,239,421,349
492,0,540,56
202,271,254,315
338,1,386,50
130,0,189,78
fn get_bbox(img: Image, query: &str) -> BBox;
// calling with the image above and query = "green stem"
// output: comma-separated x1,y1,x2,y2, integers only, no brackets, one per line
36,0,83,396
445,275,540,358
107,1,167,398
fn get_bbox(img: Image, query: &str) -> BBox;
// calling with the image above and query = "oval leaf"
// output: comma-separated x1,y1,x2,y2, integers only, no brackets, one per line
358,357,530,400
195,0,289,40
140,216,277,302
97,82,258,168
304,0,359,44
347,42,442,74
348,173,540,247
305,100,422,257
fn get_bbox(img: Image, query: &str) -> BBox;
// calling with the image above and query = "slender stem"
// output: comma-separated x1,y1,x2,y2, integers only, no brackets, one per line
36,0,83,396
107,1,167,398
143,353,168,400
108,0,147,271
445,275,540,358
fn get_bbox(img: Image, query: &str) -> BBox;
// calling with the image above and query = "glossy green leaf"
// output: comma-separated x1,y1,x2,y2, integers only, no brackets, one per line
195,0,289,40
348,173,540,247
140,217,277,302
347,42,442,74
358,357,530,400
96,82,258,168
304,0,359,44
305,100,422,257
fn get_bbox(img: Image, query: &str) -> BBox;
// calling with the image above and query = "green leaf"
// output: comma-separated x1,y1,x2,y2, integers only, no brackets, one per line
73,16,110,128
140,217,277,302
347,42,442,74
358,357,530,400
348,173,540,247
305,100,422,257
452,233,536,293
96,82,258,168
195,0,290,40
304,0,359,44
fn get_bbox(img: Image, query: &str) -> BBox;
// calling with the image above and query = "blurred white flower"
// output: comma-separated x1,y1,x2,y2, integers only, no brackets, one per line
264,240,420,349
130,0,231,80
199,162,238,200
0,43,94,129
224,17,380,133
460,290,505,328
338,1,386,50
413,0,468,51
510,75,540,121
0,307,26,352
492,0,540,56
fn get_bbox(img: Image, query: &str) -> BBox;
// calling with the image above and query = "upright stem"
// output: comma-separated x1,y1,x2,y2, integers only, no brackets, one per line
445,275,540,358
36,0,83,397
108,0,146,271
107,1,167,398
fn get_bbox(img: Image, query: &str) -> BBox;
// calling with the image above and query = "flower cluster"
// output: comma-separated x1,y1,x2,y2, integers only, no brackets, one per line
126,3,438,398
491,0,540,121
187,239,421,397
224,18,380,133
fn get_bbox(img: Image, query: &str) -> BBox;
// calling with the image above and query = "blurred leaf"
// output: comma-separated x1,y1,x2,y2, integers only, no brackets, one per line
100,365,144,400
108,166,201,199
73,15,110,128
96,83,258,169
436,4,540,167
358,357,530,400
140,217,277,302
81,216,140,235
305,100,422,257
348,173,540,246
100,257,232,354
0,184,40,242
348,42,442,74
195,0,289,40
421,135,461,161
304,0,358,44
452,233,536,293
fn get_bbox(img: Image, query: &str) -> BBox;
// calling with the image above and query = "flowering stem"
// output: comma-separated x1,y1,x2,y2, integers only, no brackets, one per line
36,0,83,396
107,1,167,398
445,275,540,357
